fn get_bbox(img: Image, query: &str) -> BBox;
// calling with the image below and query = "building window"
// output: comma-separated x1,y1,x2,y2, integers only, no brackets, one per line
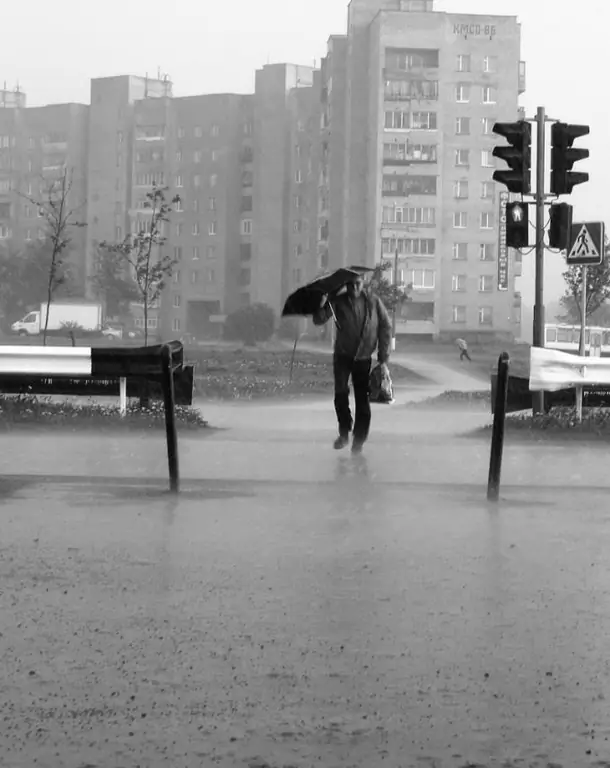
241,243,252,260
294,244,303,257
194,126,203,138
453,243,468,261
241,195,252,212
452,274,467,292
175,198,183,212
193,174,201,188
176,223,183,237
206,245,216,259
456,54,471,72
293,220,302,233
193,199,200,213
382,206,435,225
452,306,467,324
191,270,199,284
382,175,437,196
177,127,185,138
454,181,469,199
211,150,218,162
481,181,495,200
173,295,181,308
480,212,494,229
479,275,494,292
455,149,470,167
176,149,183,161
207,268,217,283
482,117,495,135
453,212,468,229
295,169,303,183
192,246,200,260
241,219,252,236
410,269,435,290
383,142,437,163
210,174,217,188
173,270,181,284
174,246,182,260
244,121,253,136
208,221,217,236
172,318,181,332
192,223,200,236
175,174,183,188
480,243,495,261
209,197,216,211
211,124,220,137
483,56,498,73
194,150,202,163
25,229,32,241
382,237,435,256
479,306,493,326
482,86,497,104
294,195,301,209
481,150,495,168
115,226,122,240
455,84,470,103
455,117,470,136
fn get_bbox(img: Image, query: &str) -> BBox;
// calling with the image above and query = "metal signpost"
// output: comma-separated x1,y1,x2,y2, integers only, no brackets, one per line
566,221,605,421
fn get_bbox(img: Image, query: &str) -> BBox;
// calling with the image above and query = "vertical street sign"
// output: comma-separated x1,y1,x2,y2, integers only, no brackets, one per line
498,191,509,291
566,222,605,266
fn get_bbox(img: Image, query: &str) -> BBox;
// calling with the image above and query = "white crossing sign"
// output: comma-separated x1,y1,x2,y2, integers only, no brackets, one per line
567,222,605,266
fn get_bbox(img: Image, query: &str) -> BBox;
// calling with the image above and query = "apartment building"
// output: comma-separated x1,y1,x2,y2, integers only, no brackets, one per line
321,0,526,339
0,90,89,290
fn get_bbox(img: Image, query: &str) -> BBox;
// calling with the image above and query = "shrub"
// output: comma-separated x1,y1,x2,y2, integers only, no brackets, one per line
224,303,276,345
0,395,208,431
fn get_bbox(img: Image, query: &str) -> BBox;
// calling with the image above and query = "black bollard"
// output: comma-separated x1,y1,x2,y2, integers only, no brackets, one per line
161,344,180,494
487,351,510,502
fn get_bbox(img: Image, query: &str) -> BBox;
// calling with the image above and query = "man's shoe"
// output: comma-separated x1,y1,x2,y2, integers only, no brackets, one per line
334,434,350,450
351,437,365,454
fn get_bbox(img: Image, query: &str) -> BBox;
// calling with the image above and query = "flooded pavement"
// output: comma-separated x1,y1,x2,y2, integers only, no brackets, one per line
2,394,610,766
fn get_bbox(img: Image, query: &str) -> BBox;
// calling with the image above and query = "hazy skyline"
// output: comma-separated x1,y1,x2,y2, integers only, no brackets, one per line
4,0,608,305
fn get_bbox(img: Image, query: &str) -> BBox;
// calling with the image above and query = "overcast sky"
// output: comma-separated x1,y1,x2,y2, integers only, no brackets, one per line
4,0,607,305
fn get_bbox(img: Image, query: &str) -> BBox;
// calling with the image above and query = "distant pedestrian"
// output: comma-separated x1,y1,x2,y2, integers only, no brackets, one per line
313,274,391,454
456,338,472,363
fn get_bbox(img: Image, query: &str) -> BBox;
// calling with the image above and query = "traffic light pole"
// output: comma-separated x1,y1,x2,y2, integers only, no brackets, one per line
532,106,546,415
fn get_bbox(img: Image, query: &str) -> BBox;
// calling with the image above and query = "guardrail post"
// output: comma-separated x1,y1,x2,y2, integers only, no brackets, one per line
161,344,179,494
487,351,510,502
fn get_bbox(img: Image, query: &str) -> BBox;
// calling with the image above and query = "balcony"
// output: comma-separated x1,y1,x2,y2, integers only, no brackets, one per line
519,61,526,94
383,146,437,166
135,128,166,142
240,147,253,164
42,141,68,153
384,80,439,102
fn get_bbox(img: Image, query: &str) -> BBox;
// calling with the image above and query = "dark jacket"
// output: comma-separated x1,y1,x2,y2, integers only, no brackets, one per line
313,290,392,364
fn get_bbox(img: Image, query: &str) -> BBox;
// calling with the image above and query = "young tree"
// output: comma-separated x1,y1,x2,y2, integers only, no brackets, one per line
99,185,180,346
20,168,85,345
369,259,412,313
560,241,610,325
89,244,139,318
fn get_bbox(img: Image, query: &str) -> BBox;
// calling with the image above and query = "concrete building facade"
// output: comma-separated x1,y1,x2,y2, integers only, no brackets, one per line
323,0,526,339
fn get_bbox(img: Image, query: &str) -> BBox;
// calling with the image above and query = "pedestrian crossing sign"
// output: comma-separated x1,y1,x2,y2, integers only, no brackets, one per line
567,222,605,266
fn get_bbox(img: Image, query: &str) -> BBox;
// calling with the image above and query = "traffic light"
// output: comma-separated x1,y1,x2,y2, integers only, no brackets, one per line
548,203,573,250
506,201,529,248
492,120,532,194
550,122,589,196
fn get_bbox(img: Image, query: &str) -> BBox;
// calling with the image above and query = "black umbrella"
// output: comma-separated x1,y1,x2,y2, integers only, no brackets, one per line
281,267,362,317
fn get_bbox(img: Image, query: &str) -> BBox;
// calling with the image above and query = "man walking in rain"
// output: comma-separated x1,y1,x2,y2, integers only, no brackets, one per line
456,337,472,363
313,273,392,454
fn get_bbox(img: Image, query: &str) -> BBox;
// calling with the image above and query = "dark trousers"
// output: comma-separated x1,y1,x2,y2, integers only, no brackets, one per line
460,349,472,362
333,354,372,441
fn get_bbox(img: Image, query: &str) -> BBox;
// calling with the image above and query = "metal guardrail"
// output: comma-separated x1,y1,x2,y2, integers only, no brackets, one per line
0,341,188,493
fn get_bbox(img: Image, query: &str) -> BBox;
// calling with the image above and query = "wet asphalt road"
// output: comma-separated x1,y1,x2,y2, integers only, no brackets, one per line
2,395,610,767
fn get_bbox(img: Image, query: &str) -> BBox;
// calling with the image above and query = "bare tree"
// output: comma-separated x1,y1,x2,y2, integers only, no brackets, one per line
20,168,85,345
99,185,180,346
